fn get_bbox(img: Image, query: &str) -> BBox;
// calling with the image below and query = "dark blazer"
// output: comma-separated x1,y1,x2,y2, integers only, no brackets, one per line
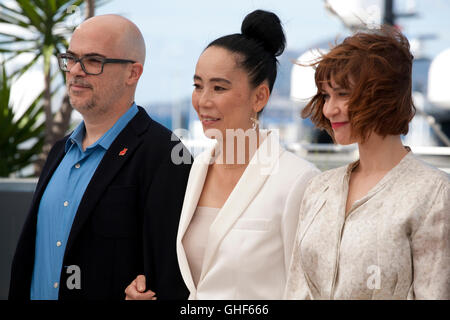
9,106,191,300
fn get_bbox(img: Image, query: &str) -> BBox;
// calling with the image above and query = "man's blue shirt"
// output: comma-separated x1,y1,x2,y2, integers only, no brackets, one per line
30,103,138,300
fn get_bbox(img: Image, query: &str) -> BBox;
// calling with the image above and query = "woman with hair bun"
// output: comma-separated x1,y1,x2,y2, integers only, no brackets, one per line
125,9,318,300
285,27,450,300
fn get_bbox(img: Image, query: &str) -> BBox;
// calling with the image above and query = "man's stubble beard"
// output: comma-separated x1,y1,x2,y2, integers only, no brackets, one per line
68,75,126,118
69,95,109,116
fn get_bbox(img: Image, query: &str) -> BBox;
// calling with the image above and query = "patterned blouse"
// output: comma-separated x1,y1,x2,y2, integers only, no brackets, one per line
285,152,449,300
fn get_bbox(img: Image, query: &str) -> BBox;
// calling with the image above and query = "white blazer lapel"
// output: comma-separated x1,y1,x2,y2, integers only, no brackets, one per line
198,131,284,283
176,148,213,295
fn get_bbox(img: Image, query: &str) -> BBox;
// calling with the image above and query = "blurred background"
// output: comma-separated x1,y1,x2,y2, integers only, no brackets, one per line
0,0,449,299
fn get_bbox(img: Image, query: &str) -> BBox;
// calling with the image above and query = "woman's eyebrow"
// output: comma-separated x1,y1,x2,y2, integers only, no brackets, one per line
193,75,231,85
210,78,231,84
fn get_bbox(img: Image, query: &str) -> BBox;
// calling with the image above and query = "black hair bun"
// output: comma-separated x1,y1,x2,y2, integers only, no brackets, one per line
241,9,286,57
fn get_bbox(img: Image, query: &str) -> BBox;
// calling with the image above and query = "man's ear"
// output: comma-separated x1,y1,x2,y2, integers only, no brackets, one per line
126,63,143,85
252,82,270,113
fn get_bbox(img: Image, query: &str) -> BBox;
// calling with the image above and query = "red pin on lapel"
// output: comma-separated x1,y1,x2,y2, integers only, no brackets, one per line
119,148,128,156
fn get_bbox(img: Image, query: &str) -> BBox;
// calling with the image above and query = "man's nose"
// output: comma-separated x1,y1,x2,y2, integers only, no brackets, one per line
68,60,86,76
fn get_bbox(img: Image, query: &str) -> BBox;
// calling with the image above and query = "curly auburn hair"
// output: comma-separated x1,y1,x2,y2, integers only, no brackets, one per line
301,26,416,143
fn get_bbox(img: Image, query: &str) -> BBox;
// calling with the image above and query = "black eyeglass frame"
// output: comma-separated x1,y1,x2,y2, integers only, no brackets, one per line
57,53,136,75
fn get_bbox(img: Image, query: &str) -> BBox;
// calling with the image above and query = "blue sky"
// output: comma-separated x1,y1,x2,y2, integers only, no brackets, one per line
94,0,450,106
96,0,344,104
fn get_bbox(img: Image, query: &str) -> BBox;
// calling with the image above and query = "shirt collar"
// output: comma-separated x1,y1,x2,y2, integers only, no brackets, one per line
65,102,139,153
65,121,86,153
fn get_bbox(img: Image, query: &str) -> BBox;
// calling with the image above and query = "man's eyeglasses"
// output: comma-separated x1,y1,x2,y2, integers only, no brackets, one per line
57,53,136,75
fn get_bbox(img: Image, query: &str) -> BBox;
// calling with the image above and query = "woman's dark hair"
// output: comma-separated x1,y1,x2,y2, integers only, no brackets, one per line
206,9,286,94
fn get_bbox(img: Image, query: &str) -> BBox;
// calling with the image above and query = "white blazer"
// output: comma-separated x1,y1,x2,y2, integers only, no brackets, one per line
176,131,320,299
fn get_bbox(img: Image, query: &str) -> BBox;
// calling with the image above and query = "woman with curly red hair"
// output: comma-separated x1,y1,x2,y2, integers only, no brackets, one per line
285,27,449,300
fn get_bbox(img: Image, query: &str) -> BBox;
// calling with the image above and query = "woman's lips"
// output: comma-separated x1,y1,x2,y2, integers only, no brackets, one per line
201,116,221,125
331,122,349,129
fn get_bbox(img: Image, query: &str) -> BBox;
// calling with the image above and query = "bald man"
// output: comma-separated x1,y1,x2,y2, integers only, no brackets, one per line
9,15,191,300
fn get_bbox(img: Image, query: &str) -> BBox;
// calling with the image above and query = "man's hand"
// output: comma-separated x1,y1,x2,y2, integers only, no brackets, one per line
125,275,157,300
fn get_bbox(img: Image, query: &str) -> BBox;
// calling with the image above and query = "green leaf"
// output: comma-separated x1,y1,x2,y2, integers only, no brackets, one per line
0,0,107,176
0,60,45,177
16,0,45,31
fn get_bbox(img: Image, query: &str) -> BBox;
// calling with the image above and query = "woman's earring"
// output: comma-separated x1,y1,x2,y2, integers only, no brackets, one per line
250,117,259,130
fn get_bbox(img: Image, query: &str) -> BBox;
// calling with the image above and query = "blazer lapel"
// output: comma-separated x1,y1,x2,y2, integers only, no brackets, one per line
64,108,150,256
176,148,212,295
298,187,328,243
198,131,284,283
33,139,67,202
296,185,330,299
